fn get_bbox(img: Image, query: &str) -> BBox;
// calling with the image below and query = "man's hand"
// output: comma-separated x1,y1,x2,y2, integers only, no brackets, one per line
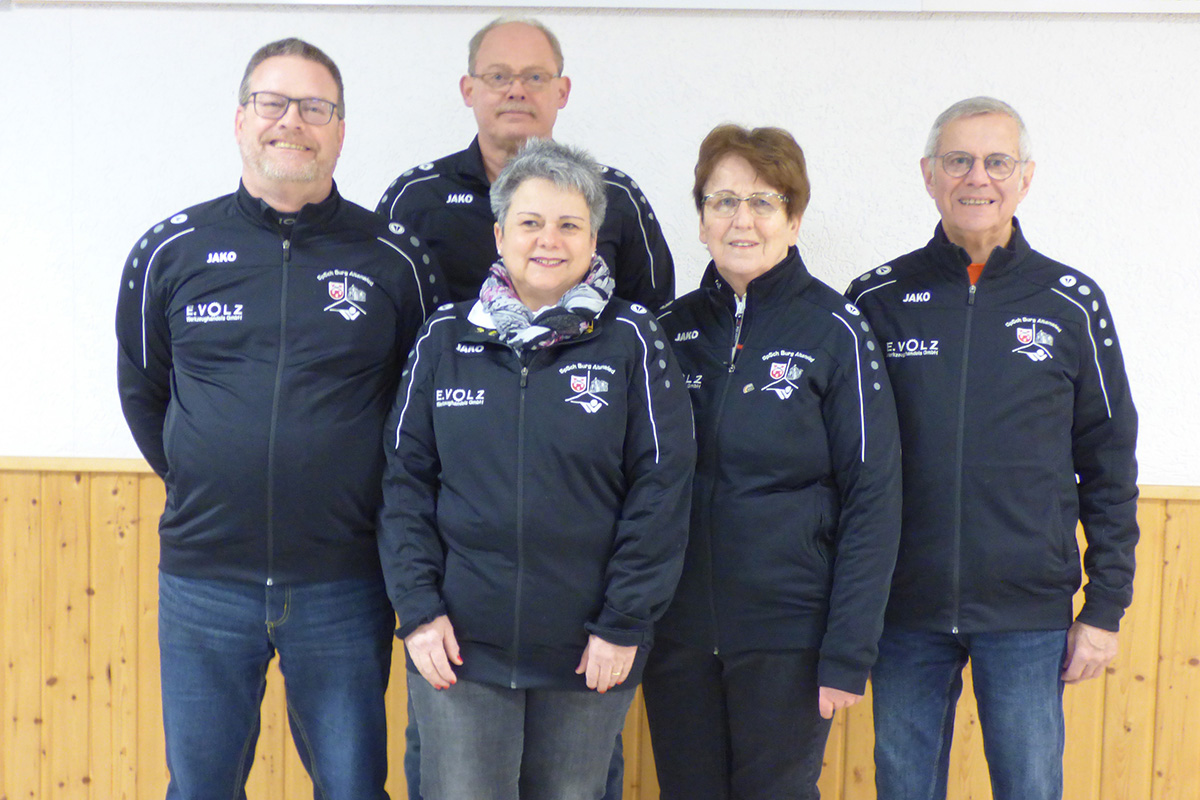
818,686,864,719
404,615,462,689
1062,620,1118,683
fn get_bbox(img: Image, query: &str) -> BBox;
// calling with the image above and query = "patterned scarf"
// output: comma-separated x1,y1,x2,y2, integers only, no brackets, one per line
479,254,614,351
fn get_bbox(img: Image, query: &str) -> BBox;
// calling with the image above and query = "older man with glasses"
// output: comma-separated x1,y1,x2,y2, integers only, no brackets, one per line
846,96,1139,800
376,16,674,311
115,38,444,799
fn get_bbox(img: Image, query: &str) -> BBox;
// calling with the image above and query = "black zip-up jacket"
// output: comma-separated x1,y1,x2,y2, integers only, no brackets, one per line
656,248,902,693
116,182,444,584
379,298,695,690
376,137,675,308
847,221,1139,634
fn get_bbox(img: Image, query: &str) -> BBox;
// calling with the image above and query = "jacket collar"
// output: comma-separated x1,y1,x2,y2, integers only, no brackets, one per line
451,137,492,189
699,246,815,310
235,180,342,233
928,217,1032,281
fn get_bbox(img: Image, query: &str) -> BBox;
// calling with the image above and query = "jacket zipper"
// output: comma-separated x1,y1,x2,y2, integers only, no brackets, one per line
264,222,294,587
510,355,533,687
950,282,977,633
703,292,750,654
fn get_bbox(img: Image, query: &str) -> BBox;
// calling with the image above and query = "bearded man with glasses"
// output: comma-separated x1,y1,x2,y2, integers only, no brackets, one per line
116,38,444,799
377,17,674,311
847,96,1139,800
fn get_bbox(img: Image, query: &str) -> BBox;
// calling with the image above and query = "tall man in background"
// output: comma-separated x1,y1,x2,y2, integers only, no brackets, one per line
377,16,674,310
116,38,443,799
848,96,1139,800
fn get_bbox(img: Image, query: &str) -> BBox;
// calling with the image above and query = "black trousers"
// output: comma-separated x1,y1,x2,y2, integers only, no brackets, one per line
642,639,832,800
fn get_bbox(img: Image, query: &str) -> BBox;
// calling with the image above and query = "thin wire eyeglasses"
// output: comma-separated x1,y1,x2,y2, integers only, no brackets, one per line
935,151,1025,180
702,191,787,218
469,70,559,92
246,92,340,125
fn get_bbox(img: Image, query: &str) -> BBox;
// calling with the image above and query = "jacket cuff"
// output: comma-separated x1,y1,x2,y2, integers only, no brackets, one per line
395,588,447,639
1075,600,1123,633
816,656,871,695
585,604,651,647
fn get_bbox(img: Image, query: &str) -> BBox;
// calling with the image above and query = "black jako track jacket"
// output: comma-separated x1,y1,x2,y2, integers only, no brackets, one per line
656,248,902,694
847,221,1139,635
116,182,445,585
379,298,695,691
376,137,675,308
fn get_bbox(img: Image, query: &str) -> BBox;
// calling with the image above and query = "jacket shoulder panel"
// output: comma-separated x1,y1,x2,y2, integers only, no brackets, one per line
377,151,470,220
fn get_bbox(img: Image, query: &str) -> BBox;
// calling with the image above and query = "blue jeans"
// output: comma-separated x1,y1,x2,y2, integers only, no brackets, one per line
158,572,394,800
642,640,831,800
872,626,1067,800
408,675,634,800
404,693,625,800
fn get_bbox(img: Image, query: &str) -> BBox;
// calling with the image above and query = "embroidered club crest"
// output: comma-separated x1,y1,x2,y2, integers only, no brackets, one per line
1016,327,1033,345
762,357,803,400
328,281,346,301
566,370,609,414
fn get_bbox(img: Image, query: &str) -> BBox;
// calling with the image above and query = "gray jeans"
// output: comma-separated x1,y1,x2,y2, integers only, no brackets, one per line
408,675,634,800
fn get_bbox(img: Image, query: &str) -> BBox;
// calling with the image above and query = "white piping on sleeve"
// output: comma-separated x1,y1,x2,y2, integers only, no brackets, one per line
618,316,662,464
1052,287,1113,418
849,278,896,306
387,173,440,219
393,314,455,449
139,228,195,369
376,236,429,317
605,180,656,290
832,311,869,462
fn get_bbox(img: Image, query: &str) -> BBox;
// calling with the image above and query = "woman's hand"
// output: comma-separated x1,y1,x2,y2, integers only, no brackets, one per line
576,635,637,694
818,686,864,719
404,615,462,690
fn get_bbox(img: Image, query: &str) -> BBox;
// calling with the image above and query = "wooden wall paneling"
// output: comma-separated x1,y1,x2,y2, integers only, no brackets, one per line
385,646,410,800
281,658,311,800
947,665,992,799
627,686,659,800
41,472,93,799
88,473,141,800
244,658,288,799
2,472,44,800
1152,499,1200,799
840,683,875,800
816,700,847,799
1062,522,1106,800
1099,498,1166,799
136,475,169,797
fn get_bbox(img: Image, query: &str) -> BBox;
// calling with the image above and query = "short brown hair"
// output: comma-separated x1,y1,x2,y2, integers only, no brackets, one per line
693,124,810,220
238,38,345,117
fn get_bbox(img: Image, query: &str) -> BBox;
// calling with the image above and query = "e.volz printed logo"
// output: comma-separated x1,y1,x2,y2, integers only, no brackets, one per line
1006,317,1062,362
436,387,485,408
885,338,939,358
186,301,243,324
566,370,610,414
318,269,375,321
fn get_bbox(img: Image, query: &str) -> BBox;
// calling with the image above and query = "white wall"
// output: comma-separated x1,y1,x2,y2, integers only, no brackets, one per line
1,4,1196,484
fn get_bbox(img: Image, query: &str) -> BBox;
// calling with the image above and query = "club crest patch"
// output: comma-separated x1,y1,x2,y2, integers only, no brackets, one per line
560,361,617,414
318,269,375,321
1006,317,1062,362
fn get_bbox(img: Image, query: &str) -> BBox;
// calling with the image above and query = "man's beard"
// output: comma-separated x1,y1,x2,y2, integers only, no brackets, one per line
240,138,334,183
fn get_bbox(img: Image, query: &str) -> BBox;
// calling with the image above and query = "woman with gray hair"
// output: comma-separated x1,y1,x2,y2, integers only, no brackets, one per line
378,138,695,800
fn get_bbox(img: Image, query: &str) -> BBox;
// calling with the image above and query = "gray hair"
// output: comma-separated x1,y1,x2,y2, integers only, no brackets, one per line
468,17,564,76
490,139,607,232
924,96,1031,161
238,38,345,117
